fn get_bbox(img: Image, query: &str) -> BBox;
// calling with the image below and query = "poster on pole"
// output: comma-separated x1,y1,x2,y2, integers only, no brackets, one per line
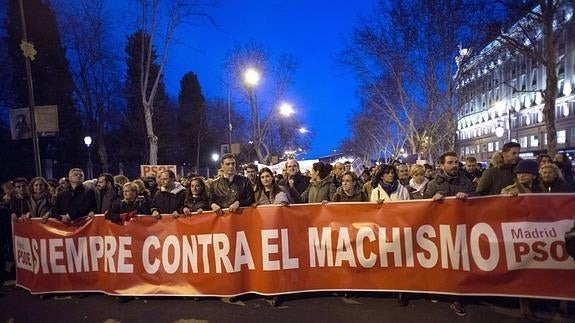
9,108,32,140
35,105,59,136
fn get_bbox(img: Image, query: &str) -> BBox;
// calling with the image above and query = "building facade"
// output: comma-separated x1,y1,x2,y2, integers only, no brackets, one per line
456,2,575,165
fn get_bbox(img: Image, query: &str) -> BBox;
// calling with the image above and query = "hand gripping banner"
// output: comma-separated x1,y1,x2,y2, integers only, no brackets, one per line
12,194,575,299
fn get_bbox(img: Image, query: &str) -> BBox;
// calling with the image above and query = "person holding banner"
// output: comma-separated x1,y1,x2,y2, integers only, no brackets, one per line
369,165,410,202
277,159,310,197
423,152,478,201
106,182,150,224
331,171,368,202
254,167,299,205
423,152,478,316
476,142,521,195
25,177,54,223
182,177,210,215
52,168,96,224
151,170,187,219
301,162,336,203
209,153,255,216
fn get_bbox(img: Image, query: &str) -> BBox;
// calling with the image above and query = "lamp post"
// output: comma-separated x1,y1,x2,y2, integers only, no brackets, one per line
244,68,261,161
83,136,93,179
18,0,41,177
209,153,220,178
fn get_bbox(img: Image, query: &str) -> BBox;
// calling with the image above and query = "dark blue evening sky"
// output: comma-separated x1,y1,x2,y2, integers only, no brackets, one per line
157,1,371,159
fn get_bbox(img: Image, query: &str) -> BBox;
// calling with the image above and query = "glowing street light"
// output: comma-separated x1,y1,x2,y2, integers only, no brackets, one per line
243,68,261,87
211,153,220,162
298,127,308,134
83,136,93,179
279,103,295,117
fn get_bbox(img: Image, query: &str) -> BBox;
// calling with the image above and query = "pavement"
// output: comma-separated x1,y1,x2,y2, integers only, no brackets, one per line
0,280,573,323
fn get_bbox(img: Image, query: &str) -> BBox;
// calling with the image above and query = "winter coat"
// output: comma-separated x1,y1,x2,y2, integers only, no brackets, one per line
278,172,311,196
52,184,97,221
423,171,478,199
476,163,516,196
9,194,29,217
501,180,545,194
370,181,410,202
541,178,574,193
183,194,210,212
106,197,150,224
301,176,337,203
209,175,255,208
151,182,187,214
332,185,369,202
28,192,54,218
95,187,121,214
407,178,429,200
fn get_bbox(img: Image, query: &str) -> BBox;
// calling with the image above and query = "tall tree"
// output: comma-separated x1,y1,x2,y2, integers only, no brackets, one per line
177,72,206,172
54,0,125,172
341,0,486,162
135,0,214,165
4,0,84,177
122,31,169,166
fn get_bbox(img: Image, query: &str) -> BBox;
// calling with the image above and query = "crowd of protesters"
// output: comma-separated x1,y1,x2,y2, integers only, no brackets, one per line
1,146,575,318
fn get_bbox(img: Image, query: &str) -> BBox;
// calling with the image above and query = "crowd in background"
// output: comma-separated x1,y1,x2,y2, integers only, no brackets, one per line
1,145,575,318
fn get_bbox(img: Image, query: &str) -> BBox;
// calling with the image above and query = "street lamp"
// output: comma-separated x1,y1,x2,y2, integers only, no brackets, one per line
83,136,93,179
279,103,295,117
243,67,261,162
208,153,220,178
243,68,261,87
298,127,308,134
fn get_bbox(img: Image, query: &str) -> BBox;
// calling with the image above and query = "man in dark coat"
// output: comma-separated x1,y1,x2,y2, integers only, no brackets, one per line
476,142,521,195
278,159,310,201
95,173,121,215
151,170,187,219
424,152,478,200
52,168,97,224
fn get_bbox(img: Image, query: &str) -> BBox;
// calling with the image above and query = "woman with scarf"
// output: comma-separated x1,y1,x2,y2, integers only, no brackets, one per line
301,162,336,203
501,159,544,194
24,177,54,223
370,164,410,202
106,182,150,224
332,171,368,202
407,164,429,199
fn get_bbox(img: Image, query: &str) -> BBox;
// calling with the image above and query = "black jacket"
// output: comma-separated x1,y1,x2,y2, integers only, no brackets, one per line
209,175,255,208
53,184,97,221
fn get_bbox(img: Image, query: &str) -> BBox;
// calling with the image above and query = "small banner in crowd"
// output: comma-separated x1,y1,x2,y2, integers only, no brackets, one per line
140,165,177,178
13,195,575,299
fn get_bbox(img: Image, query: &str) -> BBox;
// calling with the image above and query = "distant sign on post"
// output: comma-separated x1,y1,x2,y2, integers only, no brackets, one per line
9,108,32,140
35,105,59,136
140,165,177,178
220,144,230,157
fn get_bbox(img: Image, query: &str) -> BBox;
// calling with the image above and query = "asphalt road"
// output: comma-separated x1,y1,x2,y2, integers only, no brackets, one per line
0,281,572,323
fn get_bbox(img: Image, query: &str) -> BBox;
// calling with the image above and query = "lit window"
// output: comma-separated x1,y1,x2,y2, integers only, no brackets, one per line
571,128,575,142
520,137,528,147
530,135,539,147
495,141,500,151
488,142,494,152
558,130,566,144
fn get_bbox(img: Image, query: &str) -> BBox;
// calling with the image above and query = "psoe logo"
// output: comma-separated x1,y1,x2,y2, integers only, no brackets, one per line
14,235,34,272
501,220,575,270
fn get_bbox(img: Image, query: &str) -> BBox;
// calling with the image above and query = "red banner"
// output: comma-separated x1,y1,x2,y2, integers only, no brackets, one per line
13,194,575,299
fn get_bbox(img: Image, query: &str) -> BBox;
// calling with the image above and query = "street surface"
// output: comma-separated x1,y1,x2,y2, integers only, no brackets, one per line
0,282,572,323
